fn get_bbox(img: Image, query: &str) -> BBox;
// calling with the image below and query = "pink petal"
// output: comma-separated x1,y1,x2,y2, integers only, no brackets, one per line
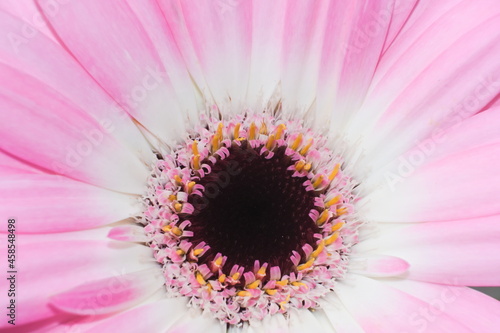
85,299,187,333
0,174,137,233
36,0,192,143
335,275,472,332
0,236,155,327
0,0,57,41
360,217,500,286
158,0,252,111
349,254,410,278
0,63,148,193
0,150,42,176
366,142,500,223
0,11,151,160
348,0,500,167
317,1,418,132
108,225,148,243
50,268,164,315
381,279,500,333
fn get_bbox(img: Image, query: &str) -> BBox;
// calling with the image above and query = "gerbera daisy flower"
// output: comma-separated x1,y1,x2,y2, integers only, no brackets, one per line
1,0,500,332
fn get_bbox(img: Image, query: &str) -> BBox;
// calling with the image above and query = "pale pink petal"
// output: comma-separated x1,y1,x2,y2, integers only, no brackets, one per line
365,141,500,223
349,254,410,278
358,217,500,286
348,0,500,166
0,234,155,327
36,0,195,142
288,308,333,333
381,279,500,333
158,0,252,112
50,268,164,315
335,275,472,332
245,0,286,109
365,106,500,194
0,174,137,233
0,11,151,160
317,1,418,132
320,293,364,333
108,225,149,243
237,314,289,333
85,299,187,333
0,64,148,193
167,312,226,333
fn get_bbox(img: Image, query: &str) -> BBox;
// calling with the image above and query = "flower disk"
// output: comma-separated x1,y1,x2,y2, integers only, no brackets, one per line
140,112,362,324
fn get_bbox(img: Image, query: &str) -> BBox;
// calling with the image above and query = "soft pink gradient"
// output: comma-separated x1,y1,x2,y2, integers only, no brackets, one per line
1,0,499,332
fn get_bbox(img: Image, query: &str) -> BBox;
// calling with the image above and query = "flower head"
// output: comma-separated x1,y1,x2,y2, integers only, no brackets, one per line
1,0,500,332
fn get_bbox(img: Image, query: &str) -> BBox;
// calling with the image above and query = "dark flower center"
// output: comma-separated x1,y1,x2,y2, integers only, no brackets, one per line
187,141,319,277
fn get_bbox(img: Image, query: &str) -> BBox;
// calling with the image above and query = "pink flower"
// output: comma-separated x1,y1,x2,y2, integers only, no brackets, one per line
1,0,500,332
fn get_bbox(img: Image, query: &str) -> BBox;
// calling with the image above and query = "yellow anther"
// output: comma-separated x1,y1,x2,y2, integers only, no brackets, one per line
168,194,177,202
291,281,307,288
237,291,252,297
259,121,268,135
328,163,341,181
311,241,325,259
325,195,341,208
171,226,183,236
275,279,288,287
275,124,286,140
312,175,324,189
211,133,221,152
316,210,329,226
173,174,183,185
265,289,278,296
191,141,199,155
257,266,267,278
193,248,204,256
266,134,276,150
279,295,291,310
193,154,201,170
187,181,196,194
303,163,312,172
176,249,185,256
295,160,305,172
216,122,224,138
249,122,257,140
214,256,224,267
218,274,226,283
231,272,241,281
300,138,313,155
247,280,261,289
161,225,172,233
233,123,241,139
336,207,348,216
325,232,339,246
174,203,183,213
331,221,345,232
297,257,315,271
196,272,207,285
291,133,303,150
